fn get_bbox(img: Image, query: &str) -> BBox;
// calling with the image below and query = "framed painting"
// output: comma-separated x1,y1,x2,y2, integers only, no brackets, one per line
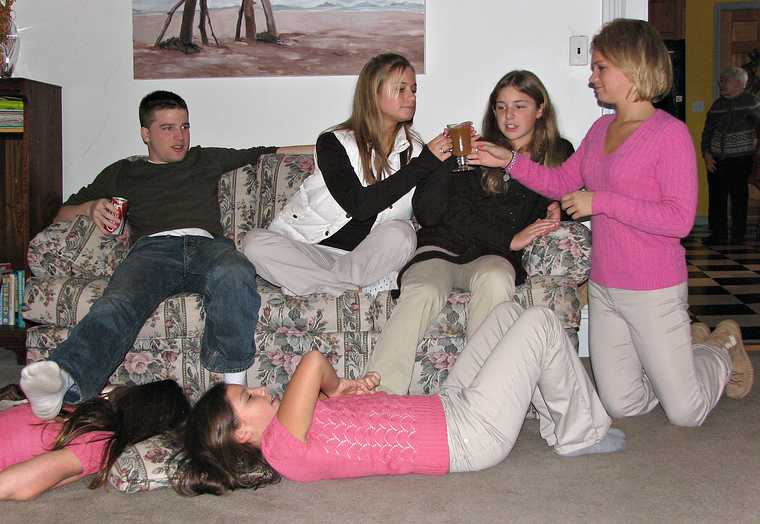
132,0,425,79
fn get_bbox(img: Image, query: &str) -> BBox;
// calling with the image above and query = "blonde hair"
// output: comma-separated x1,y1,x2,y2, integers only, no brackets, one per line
591,18,672,103
335,53,420,184
480,70,566,194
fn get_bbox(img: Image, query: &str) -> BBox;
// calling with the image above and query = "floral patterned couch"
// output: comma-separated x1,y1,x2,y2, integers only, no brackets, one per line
22,153,591,492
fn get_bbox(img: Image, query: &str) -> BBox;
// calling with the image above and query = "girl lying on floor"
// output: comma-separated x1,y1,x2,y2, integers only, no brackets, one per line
172,303,624,496
0,379,189,500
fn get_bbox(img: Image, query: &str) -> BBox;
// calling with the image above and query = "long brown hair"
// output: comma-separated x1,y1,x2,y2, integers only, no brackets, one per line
480,70,565,194
171,383,280,496
53,379,190,489
334,52,421,184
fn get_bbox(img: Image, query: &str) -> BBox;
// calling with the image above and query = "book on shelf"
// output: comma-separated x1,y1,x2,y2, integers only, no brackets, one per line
0,266,26,327
0,97,23,132
0,273,12,326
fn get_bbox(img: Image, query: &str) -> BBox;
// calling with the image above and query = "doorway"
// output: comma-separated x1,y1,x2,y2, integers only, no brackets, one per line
716,3,760,234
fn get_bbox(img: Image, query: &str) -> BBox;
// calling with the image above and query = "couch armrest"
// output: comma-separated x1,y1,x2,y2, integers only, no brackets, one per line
27,216,128,278
521,221,591,285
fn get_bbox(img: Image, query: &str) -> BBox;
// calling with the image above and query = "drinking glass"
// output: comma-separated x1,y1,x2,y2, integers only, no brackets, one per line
447,121,474,172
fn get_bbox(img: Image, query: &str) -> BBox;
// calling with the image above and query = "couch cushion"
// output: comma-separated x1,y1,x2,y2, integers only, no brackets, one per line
25,274,579,336
522,220,591,285
27,216,128,278
107,433,276,493
108,433,180,493
24,276,205,339
220,154,315,250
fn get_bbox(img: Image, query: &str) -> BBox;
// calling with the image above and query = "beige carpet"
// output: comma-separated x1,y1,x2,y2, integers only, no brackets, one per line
1,350,758,523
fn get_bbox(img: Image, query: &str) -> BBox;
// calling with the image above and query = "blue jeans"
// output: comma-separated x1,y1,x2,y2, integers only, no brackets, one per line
51,235,260,401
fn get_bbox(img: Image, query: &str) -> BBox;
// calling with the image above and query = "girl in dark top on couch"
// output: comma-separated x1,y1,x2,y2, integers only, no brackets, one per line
243,53,452,297
368,70,575,394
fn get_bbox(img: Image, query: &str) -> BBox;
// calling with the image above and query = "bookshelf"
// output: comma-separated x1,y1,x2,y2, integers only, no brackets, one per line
0,78,62,365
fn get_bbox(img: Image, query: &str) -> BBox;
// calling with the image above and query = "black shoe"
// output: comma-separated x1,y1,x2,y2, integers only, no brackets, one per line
702,235,728,245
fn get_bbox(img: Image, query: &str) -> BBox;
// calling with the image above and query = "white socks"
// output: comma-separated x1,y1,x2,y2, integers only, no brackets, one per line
19,361,74,420
224,371,248,386
559,428,626,457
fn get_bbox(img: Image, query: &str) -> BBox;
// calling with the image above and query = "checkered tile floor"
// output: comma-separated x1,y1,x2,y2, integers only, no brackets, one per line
685,223,760,344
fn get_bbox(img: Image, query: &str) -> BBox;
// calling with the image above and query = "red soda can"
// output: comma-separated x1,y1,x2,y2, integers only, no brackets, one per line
106,196,129,235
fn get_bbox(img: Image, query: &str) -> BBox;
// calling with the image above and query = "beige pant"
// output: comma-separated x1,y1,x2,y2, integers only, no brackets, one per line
589,281,731,426
441,302,612,471
368,253,516,394
242,220,417,296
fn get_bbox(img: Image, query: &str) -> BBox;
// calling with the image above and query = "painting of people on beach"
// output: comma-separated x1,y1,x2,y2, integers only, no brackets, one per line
132,0,425,79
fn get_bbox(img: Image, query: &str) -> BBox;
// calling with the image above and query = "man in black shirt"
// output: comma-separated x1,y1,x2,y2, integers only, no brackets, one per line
20,91,283,419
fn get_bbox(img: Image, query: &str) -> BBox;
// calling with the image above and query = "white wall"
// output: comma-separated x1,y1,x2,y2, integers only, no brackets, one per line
15,1,604,199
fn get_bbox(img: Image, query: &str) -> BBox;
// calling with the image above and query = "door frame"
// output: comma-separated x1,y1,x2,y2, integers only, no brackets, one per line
714,2,760,100
602,0,648,23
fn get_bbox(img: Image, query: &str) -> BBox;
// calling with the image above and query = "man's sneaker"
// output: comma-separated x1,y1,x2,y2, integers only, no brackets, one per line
707,320,754,399
691,322,711,344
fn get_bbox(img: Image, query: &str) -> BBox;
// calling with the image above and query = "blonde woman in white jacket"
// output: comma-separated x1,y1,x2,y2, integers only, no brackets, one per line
244,53,452,296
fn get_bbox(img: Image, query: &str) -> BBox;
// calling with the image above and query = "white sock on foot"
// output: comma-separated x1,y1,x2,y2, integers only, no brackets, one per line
559,428,626,457
224,371,247,386
19,361,74,420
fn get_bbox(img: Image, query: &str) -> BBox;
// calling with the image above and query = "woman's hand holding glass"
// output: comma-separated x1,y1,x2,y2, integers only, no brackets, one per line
468,139,514,169
427,133,453,162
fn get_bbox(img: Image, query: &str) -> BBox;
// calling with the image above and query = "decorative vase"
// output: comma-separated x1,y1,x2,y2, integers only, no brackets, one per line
0,19,19,78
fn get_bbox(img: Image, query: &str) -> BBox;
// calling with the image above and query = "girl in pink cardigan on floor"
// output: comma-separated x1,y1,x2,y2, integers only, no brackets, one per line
0,380,189,500
470,18,754,427
172,303,624,495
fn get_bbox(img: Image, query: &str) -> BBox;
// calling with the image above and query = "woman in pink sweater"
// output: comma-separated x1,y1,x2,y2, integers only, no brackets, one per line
173,303,624,495
470,19,754,426
0,379,189,500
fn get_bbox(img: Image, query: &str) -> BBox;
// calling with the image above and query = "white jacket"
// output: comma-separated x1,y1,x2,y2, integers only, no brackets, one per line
269,128,423,244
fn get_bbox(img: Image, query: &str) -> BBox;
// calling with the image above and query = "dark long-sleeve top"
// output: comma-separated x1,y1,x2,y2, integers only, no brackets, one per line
393,139,574,296
64,145,276,241
317,131,443,251
701,91,760,159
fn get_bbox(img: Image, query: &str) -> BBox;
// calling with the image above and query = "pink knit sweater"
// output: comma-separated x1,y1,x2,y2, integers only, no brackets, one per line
260,392,449,482
511,110,697,290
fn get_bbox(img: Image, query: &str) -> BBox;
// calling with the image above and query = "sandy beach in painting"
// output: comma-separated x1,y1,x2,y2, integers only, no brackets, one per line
133,8,424,79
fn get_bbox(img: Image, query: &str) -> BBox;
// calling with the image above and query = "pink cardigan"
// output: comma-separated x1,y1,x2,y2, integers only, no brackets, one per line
511,110,697,290
261,392,449,482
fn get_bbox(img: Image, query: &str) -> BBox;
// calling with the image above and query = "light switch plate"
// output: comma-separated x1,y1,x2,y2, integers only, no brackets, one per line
570,36,589,66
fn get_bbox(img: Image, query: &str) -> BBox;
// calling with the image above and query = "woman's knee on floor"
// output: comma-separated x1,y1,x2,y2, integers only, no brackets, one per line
658,393,708,427
597,389,654,421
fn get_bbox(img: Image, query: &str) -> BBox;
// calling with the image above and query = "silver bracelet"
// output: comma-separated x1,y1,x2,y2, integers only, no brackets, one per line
503,150,518,183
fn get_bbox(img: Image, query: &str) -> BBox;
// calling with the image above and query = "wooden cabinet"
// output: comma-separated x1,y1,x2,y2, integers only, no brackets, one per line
0,78,62,364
